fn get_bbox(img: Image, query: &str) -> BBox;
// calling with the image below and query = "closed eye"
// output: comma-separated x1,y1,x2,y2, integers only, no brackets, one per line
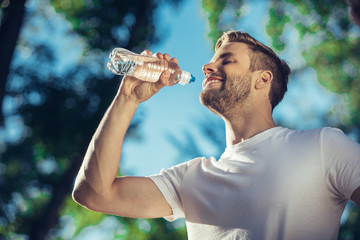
223,58,235,65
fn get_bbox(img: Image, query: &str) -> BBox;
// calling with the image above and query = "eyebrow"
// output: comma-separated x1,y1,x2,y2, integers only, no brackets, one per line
211,52,236,63
218,52,235,59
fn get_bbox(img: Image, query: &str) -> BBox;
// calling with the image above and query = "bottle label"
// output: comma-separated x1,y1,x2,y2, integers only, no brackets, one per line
109,59,136,75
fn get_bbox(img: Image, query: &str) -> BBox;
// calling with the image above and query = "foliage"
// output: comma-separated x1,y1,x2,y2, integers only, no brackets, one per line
265,2,290,51
60,195,187,239
0,0,186,239
266,0,360,139
168,114,226,163
196,0,360,238
60,196,107,236
202,0,244,48
200,0,360,133
50,0,156,51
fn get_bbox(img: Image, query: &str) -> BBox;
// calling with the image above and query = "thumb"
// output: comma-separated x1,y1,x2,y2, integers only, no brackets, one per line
153,70,170,91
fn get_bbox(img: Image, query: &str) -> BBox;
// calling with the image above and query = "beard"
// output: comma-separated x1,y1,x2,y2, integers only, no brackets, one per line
200,73,252,118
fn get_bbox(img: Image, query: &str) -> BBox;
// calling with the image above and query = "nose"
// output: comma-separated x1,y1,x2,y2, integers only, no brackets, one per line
202,62,217,76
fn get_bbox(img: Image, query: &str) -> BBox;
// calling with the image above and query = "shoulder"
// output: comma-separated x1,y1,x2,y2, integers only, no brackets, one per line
278,127,346,140
156,157,209,177
320,127,345,137
319,127,359,148
273,127,325,144
318,127,360,169
271,127,356,151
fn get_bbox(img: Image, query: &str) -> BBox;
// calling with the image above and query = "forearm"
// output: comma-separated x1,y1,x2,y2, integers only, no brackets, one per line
73,93,139,198
72,50,171,214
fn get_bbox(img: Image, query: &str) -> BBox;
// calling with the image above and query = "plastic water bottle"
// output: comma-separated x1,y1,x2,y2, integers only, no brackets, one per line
107,48,195,86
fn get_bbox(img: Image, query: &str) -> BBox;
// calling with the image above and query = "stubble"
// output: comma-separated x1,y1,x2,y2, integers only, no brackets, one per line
200,73,252,119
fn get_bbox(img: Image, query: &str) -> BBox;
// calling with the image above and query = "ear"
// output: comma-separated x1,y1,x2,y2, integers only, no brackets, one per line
254,70,273,89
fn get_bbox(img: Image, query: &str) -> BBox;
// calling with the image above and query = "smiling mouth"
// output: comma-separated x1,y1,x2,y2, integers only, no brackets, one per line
202,76,224,89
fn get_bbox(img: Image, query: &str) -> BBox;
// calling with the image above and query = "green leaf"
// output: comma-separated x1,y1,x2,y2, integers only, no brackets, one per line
60,196,107,237
202,0,228,47
266,3,290,51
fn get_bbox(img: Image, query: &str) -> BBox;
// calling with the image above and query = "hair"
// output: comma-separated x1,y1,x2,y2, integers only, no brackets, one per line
215,31,291,110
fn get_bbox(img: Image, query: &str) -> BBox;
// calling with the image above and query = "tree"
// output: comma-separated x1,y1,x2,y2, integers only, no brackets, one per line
0,0,27,124
0,0,186,239
201,0,360,133
195,0,360,238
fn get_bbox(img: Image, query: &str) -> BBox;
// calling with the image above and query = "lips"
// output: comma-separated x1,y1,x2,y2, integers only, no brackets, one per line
202,75,224,89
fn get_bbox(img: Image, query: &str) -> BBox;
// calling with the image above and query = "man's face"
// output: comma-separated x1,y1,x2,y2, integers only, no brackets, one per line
200,42,253,118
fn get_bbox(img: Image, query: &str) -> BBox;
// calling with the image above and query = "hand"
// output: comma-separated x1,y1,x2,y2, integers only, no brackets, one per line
117,50,178,104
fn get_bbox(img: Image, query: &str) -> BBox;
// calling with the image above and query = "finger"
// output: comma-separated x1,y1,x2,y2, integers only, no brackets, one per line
153,52,164,59
163,53,171,61
141,49,152,56
155,70,170,89
170,57,178,64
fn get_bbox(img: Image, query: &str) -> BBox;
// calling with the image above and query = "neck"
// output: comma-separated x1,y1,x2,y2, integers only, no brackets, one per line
223,104,276,146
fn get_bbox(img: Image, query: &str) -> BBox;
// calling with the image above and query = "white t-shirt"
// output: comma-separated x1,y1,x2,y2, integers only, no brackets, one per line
149,127,360,240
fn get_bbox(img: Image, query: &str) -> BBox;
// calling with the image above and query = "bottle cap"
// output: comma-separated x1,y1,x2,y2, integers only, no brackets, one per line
179,71,196,85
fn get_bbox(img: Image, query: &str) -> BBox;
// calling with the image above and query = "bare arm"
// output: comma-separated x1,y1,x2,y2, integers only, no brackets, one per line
72,51,177,218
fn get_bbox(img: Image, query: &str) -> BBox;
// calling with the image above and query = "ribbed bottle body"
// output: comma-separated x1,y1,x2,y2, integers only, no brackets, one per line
107,48,194,86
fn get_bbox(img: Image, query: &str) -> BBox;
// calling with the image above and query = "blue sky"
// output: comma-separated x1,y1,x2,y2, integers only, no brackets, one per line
72,0,346,237
2,0,339,178
120,0,339,177
121,0,216,176
2,0,350,238
18,0,347,238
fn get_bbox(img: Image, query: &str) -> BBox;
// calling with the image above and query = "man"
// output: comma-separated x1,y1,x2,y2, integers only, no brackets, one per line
72,31,360,239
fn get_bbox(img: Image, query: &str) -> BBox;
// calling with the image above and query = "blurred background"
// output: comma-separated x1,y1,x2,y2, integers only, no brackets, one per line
0,0,359,239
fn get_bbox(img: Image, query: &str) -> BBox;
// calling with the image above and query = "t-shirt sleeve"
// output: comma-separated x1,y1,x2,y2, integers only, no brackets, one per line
321,127,360,201
148,159,194,221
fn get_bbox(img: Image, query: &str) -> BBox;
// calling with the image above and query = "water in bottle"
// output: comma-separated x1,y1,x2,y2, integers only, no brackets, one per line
107,48,195,86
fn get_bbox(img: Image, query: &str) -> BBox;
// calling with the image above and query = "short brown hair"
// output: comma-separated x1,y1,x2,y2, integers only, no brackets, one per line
215,31,291,110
